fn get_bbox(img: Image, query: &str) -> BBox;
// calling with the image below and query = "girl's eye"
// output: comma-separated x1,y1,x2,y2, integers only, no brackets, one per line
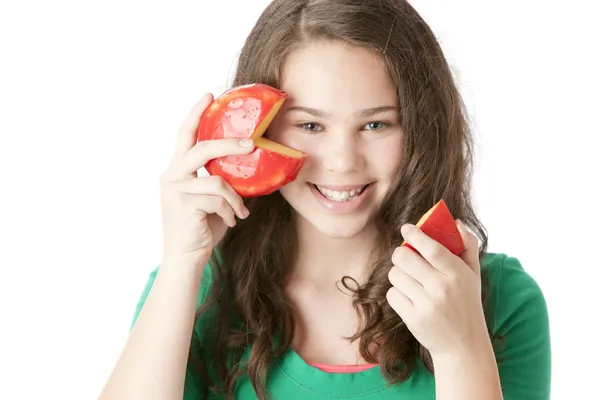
363,121,388,131
297,122,323,132
296,121,389,132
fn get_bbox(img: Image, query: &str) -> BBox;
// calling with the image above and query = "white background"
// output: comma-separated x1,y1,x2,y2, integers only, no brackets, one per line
1,1,598,399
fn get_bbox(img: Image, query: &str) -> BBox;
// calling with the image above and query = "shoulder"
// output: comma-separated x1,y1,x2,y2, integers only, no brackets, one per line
480,252,549,330
481,252,545,296
480,253,551,382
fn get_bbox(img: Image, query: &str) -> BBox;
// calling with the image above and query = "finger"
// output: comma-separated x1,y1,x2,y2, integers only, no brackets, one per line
456,219,481,277
386,286,414,319
189,194,237,228
401,223,453,275
392,245,440,287
171,93,214,163
174,138,255,177
387,265,425,303
170,175,249,219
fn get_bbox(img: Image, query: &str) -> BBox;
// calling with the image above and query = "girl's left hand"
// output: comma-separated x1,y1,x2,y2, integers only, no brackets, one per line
386,220,490,359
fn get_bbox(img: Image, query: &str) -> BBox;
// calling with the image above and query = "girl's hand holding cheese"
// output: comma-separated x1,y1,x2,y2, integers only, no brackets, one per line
159,93,254,268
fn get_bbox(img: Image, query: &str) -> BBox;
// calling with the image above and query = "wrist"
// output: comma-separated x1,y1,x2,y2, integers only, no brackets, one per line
430,320,493,363
431,331,502,400
158,258,207,287
431,331,495,367
154,259,206,298
161,253,209,273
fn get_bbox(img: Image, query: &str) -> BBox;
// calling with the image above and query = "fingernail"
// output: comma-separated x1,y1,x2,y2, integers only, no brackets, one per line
401,223,414,235
239,139,253,147
242,207,250,218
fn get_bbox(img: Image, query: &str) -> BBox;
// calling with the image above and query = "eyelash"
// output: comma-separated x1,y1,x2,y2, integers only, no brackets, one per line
296,121,390,133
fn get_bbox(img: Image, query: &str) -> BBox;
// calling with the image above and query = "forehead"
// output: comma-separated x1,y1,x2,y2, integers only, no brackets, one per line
279,40,398,112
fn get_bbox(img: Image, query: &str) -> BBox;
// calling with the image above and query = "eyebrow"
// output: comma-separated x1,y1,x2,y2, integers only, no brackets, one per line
284,105,398,118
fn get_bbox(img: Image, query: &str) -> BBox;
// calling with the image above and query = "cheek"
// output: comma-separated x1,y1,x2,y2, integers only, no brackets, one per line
368,135,403,179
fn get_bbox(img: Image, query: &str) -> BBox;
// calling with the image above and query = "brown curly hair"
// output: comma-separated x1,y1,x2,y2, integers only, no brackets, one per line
193,0,491,398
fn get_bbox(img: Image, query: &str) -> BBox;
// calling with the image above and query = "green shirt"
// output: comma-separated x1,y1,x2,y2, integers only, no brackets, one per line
131,252,551,399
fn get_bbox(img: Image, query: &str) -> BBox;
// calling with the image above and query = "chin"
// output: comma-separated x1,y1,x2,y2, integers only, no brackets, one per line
280,181,380,239
304,213,374,239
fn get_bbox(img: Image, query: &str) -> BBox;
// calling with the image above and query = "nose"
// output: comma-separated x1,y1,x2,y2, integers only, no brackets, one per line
320,133,362,173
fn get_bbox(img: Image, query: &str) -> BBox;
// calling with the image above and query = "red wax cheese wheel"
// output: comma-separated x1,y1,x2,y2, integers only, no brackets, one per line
196,83,306,198
401,199,465,255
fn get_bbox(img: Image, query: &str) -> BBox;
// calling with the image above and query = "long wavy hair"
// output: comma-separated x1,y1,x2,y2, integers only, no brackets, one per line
192,0,491,399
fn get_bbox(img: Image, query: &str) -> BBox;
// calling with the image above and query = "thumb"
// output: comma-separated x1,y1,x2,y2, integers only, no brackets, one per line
456,219,481,277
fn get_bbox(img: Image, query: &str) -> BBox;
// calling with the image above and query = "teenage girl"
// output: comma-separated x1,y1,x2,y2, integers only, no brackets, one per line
98,1,551,399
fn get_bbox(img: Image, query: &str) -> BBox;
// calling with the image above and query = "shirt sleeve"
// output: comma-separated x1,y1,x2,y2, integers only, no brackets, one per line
486,255,552,400
130,264,213,400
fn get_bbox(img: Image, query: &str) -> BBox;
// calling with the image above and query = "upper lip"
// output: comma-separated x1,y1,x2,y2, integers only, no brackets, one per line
311,183,371,191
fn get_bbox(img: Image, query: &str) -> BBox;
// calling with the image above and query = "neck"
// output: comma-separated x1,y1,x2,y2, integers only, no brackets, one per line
290,215,379,285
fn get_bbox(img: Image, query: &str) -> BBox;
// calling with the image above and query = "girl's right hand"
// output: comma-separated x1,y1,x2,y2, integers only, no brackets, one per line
158,93,254,268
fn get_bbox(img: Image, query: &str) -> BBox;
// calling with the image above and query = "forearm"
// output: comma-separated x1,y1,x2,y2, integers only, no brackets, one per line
432,337,503,400
98,261,205,400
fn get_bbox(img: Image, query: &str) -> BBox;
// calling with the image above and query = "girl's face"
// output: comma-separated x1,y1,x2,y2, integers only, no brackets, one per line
268,40,404,239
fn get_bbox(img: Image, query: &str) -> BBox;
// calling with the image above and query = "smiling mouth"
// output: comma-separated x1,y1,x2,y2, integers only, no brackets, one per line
310,183,371,202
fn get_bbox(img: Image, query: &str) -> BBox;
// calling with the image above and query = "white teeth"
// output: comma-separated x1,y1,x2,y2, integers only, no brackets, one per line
315,185,365,202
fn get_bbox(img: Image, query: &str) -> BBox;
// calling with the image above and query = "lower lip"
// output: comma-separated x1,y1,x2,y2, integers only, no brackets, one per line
309,183,373,213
